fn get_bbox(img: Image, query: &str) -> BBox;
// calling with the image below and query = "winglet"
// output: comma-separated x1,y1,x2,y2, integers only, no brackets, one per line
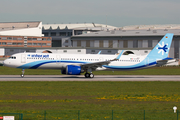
116,50,124,60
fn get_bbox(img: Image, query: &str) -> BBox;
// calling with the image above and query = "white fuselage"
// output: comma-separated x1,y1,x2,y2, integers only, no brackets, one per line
4,53,149,71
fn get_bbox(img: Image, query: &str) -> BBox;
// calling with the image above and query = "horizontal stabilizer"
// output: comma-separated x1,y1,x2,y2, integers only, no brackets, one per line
156,58,176,66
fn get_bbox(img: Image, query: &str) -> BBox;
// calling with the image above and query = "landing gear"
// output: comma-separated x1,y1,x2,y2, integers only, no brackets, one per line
89,73,94,78
21,74,24,78
85,73,90,78
21,69,25,78
84,73,94,78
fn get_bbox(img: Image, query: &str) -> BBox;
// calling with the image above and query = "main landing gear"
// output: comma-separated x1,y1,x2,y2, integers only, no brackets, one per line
84,73,94,78
21,69,25,78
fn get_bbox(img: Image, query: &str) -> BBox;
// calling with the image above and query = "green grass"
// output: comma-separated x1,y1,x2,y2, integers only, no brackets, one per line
0,66,180,119
0,81,180,119
1,66,180,75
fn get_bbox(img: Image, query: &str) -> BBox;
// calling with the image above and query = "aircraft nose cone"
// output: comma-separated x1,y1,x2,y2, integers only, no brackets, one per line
3,60,8,66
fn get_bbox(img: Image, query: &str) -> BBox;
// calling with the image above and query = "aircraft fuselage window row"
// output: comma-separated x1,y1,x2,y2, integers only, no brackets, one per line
119,60,140,62
26,57,140,62
61,58,100,61
106,59,140,62
26,57,100,61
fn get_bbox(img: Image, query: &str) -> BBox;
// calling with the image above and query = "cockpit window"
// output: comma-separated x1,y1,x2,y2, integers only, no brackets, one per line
8,56,16,59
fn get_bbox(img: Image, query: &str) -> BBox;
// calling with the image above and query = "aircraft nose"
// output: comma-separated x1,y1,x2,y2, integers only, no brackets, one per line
3,59,8,66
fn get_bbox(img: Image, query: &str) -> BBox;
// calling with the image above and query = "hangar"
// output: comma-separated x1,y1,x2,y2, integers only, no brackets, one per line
71,25,180,59
42,23,116,47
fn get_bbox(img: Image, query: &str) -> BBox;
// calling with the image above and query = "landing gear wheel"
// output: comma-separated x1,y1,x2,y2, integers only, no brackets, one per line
21,69,25,78
21,74,24,78
85,73,90,78
89,73,94,78
84,73,94,78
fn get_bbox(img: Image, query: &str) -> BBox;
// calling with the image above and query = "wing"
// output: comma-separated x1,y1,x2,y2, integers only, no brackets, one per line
81,50,124,71
81,60,111,71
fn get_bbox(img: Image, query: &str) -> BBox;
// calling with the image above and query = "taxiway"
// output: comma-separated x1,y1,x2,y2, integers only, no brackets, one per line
0,75,179,81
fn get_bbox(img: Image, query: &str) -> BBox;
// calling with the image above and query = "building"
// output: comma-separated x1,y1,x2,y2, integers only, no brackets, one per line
42,23,117,47
0,22,51,48
0,21,52,57
0,36,51,48
71,24,180,59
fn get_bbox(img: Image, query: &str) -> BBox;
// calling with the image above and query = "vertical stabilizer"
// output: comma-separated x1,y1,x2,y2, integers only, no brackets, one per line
147,33,174,60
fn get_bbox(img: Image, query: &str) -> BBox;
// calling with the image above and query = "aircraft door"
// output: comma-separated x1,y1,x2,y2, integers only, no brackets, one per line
56,55,61,64
21,54,26,63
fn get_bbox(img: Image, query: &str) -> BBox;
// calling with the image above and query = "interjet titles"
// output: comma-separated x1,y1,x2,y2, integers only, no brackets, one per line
31,54,49,58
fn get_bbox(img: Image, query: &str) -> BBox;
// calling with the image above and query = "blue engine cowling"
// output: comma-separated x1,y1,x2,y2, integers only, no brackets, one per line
61,65,81,75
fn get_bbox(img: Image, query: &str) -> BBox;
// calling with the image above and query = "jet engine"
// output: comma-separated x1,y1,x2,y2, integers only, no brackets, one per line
61,65,83,75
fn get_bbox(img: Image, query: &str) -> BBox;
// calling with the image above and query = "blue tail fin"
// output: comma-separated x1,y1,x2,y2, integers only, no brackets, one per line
147,33,174,60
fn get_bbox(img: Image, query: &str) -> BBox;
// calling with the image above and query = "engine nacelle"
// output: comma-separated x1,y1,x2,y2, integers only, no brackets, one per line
61,65,82,75
61,69,66,74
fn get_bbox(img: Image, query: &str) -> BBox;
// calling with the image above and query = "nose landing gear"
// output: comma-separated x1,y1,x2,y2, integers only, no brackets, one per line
21,69,25,78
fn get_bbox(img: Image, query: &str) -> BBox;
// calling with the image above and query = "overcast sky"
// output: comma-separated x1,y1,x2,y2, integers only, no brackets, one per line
0,0,180,27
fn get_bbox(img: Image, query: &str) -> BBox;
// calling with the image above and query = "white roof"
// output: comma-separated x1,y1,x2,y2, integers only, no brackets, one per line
0,21,41,31
73,24,180,37
42,23,117,30
0,21,43,37
121,24,180,30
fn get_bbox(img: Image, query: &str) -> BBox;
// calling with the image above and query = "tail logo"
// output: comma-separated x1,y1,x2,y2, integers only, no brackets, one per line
156,42,169,55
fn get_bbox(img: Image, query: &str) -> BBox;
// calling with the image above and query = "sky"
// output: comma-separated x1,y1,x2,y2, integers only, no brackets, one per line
0,0,180,27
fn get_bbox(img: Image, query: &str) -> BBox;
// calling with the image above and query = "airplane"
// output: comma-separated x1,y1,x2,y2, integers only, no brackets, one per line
3,33,175,78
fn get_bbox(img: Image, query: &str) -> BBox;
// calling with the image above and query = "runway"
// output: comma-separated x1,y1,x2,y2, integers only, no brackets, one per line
0,75,179,81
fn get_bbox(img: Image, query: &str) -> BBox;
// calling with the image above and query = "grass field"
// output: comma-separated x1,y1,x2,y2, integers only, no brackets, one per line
0,81,180,119
0,66,180,119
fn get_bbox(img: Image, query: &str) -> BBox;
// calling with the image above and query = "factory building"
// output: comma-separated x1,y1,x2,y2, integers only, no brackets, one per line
42,23,116,47
0,21,52,57
71,25,180,59
0,22,51,48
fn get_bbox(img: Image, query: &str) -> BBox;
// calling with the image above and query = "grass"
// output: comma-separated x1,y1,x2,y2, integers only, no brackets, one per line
1,66,180,75
0,81,180,119
0,66,180,119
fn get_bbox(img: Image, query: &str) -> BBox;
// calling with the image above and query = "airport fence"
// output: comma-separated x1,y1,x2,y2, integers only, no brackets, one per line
0,110,179,120
0,113,23,120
